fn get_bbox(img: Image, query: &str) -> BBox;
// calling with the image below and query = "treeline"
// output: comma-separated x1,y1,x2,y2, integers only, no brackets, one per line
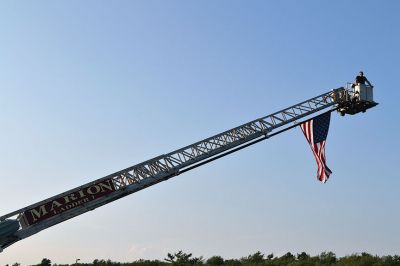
8,250,400,266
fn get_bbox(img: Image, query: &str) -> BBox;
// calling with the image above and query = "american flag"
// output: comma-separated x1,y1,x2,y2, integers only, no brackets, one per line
300,111,332,183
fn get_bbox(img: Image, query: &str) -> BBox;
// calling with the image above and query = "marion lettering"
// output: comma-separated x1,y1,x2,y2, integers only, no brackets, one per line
22,179,116,226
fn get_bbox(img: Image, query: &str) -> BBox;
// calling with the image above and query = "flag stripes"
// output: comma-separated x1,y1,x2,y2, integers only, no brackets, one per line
300,112,332,183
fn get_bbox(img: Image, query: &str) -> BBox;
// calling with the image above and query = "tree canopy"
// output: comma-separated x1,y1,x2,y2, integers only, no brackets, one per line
15,251,400,266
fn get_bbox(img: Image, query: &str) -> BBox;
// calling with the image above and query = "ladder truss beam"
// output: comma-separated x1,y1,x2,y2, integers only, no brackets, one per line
0,87,345,251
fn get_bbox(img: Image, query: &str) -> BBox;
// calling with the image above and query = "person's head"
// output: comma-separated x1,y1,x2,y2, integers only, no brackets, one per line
359,71,364,76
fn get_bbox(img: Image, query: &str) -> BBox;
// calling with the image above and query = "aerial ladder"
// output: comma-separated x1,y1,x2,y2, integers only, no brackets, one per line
0,83,377,252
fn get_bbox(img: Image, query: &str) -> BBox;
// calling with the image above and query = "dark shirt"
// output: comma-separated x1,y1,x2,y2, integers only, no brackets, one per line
356,75,368,84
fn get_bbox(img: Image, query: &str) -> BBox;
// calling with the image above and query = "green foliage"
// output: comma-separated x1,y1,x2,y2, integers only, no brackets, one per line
125,259,166,266
297,252,310,261
92,259,120,266
223,259,241,266
241,251,265,264
206,256,224,266
335,253,382,266
31,258,52,266
318,251,337,266
164,250,203,265
29,252,400,266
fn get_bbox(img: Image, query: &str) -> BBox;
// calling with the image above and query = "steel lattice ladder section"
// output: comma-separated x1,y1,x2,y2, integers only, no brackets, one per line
0,86,374,251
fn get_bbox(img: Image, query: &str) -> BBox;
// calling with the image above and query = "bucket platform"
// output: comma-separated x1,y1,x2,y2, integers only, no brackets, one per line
336,83,378,116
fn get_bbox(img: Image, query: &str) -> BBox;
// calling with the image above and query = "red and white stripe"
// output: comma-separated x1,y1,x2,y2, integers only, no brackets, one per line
300,120,331,183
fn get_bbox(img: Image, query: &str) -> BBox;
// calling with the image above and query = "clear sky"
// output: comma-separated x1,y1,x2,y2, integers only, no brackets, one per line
1,0,399,265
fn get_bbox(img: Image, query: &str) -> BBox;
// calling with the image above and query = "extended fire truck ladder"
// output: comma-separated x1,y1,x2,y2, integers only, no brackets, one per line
0,85,378,252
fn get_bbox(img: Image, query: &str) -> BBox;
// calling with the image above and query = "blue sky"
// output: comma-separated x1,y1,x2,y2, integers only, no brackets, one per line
1,0,400,264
